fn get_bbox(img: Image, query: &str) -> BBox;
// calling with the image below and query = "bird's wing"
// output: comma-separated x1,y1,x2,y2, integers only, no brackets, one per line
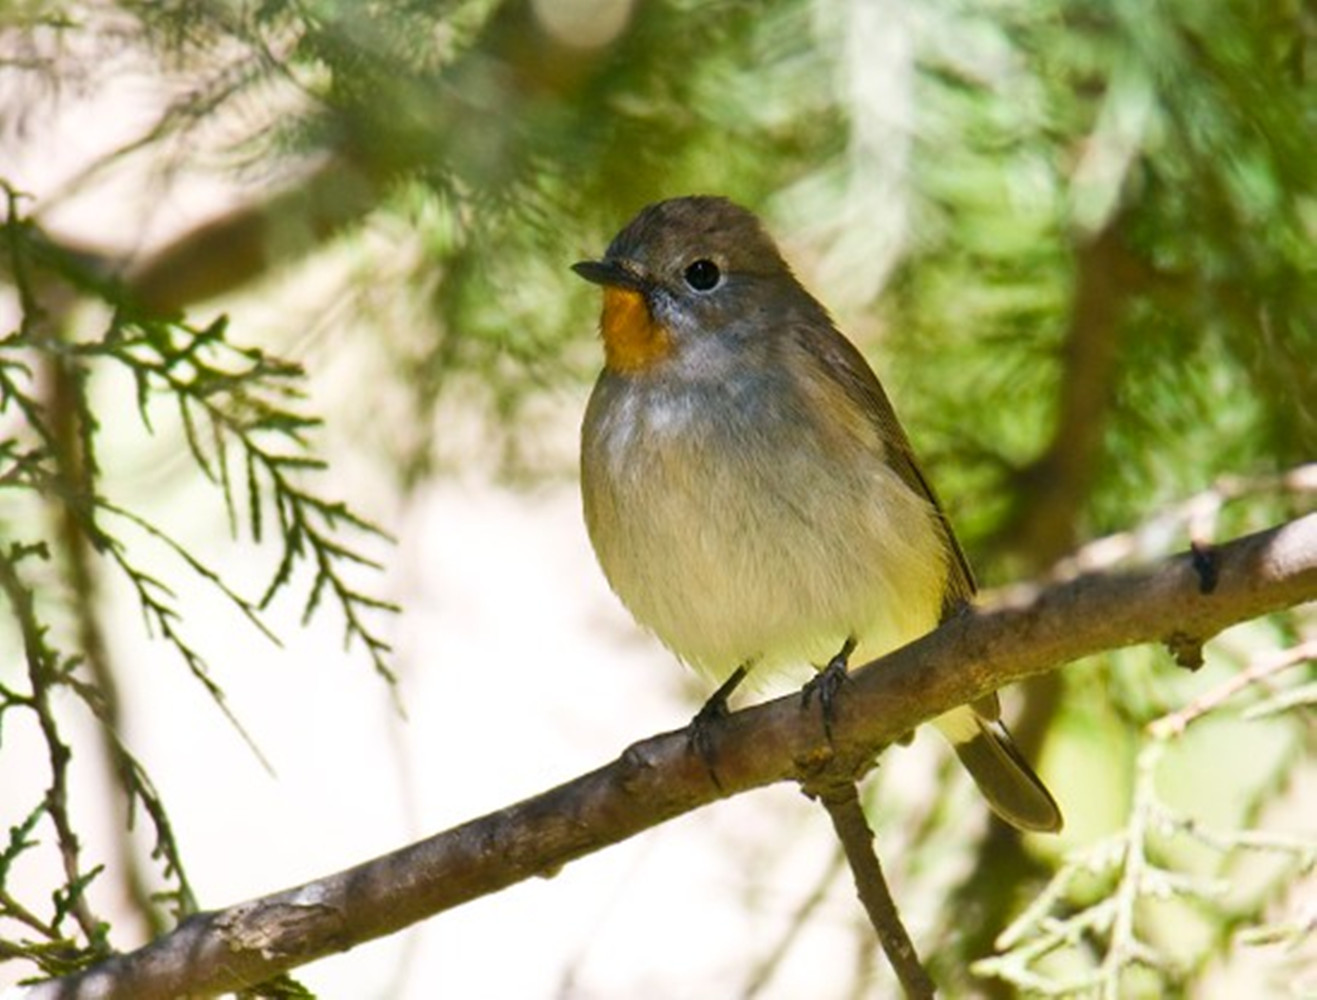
790,322,978,614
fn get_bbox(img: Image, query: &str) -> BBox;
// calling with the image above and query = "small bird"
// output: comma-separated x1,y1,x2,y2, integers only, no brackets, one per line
574,196,1061,833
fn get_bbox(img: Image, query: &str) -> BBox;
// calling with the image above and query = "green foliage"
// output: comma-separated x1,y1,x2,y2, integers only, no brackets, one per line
885,0,1317,555
1,0,1314,995
0,186,394,977
977,694,1316,998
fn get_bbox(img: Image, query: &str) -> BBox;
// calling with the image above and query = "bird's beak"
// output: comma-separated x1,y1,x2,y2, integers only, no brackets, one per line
574,258,670,373
571,258,648,292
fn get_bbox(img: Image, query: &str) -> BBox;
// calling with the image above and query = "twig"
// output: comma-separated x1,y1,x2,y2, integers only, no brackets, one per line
1149,638,1317,739
0,547,105,947
810,781,935,999
1097,743,1161,1000
43,333,186,938
1054,463,1317,578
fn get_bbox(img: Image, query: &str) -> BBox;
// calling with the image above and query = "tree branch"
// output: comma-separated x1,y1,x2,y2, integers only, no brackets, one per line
809,781,935,999
999,216,1147,564
121,158,380,316
21,513,1317,1000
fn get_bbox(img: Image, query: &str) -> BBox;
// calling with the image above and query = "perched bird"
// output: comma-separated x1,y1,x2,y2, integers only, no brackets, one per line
575,196,1061,833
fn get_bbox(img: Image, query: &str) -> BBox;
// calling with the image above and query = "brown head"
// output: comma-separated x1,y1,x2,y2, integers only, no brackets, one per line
573,196,829,375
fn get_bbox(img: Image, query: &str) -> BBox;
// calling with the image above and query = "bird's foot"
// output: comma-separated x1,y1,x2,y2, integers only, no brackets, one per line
801,638,856,743
687,665,748,788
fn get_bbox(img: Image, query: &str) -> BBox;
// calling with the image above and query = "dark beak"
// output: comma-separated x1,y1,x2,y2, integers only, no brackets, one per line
571,258,648,292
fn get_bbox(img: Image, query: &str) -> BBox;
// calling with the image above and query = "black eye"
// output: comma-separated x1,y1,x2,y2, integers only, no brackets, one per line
683,259,721,291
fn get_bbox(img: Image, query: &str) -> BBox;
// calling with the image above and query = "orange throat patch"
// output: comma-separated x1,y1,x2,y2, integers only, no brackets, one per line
599,287,672,373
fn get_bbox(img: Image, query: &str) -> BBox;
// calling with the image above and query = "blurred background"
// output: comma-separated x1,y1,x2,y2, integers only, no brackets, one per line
0,0,1314,996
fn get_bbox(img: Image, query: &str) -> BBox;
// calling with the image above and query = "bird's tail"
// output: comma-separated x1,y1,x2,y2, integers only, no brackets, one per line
934,704,1063,833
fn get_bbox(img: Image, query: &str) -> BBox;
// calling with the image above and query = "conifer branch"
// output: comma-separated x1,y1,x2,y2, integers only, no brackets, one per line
0,196,396,981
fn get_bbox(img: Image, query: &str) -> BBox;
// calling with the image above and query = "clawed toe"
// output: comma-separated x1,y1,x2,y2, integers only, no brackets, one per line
687,665,747,788
801,638,856,742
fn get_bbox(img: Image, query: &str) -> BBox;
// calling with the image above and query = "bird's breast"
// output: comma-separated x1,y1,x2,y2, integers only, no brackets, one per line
580,369,947,684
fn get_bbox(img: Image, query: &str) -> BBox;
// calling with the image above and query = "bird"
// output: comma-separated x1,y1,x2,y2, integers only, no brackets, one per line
574,195,1061,833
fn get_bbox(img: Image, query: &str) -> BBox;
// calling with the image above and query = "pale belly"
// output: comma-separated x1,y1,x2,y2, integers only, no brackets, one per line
582,375,949,688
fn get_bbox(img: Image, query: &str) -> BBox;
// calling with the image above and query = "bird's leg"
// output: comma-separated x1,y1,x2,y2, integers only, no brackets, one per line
688,664,749,785
697,664,750,722
801,636,857,742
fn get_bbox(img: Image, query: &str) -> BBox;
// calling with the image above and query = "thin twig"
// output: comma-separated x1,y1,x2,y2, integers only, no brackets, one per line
0,548,104,946
1149,638,1317,739
1055,464,1317,578
43,339,181,938
810,781,935,999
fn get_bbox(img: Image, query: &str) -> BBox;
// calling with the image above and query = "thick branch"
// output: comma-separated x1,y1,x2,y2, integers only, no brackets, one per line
122,159,380,315
24,513,1317,1000
1000,219,1145,563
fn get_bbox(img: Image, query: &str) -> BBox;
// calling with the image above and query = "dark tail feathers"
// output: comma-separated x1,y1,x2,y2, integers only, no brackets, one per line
948,711,1063,833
